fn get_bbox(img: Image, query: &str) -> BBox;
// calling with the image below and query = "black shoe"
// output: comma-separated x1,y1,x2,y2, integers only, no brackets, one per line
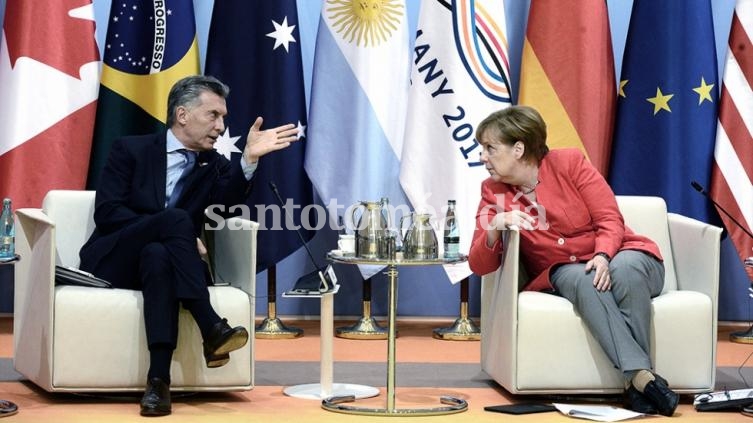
140,377,171,417
639,373,679,417
203,318,248,368
204,351,230,368
624,384,657,414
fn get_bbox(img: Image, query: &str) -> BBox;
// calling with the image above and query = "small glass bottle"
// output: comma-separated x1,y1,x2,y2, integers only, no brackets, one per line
0,198,15,260
380,197,391,229
337,215,347,235
443,199,460,259
379,197,396,259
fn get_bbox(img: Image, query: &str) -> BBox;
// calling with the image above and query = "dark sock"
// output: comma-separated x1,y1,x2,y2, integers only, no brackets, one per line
147,344,173,385
182,299,221,338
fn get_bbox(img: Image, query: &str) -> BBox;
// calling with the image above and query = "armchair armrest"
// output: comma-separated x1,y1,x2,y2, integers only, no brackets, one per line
667,212,722,348
480,229,521,387
13,208,56,388
667,213,722,298
210,216,259,295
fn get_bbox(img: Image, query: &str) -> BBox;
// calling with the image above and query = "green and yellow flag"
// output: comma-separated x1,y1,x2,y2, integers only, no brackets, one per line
87,0,199,188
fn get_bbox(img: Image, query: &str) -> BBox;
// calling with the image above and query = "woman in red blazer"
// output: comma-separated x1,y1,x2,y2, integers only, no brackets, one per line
469,106,678,417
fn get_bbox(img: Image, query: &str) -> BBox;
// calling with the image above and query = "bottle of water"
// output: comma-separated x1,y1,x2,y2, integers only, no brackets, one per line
0,198,15,260
443,199,460,259
379,197,397,258
337,215,347,235
380,197,391,229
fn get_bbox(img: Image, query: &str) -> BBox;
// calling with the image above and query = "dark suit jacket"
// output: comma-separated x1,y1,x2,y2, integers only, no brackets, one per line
80,132,251,271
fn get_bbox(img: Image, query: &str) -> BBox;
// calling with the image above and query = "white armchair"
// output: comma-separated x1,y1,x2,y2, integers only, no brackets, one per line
480,196,722,394
13,190,258,392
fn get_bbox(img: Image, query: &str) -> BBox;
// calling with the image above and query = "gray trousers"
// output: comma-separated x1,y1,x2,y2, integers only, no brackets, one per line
550,250,664,378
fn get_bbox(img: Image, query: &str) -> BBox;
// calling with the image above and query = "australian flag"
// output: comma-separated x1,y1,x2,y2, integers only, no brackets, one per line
206,0,314,272
608,0,719,224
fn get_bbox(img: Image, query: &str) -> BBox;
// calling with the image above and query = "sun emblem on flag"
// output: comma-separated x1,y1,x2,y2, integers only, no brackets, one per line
326,0,404,46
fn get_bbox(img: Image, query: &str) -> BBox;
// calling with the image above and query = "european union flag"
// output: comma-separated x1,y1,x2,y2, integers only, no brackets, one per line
205,0,314,271
608,0,719,224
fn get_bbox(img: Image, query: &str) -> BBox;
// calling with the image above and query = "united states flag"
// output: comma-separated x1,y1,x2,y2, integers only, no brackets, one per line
710,0,753,279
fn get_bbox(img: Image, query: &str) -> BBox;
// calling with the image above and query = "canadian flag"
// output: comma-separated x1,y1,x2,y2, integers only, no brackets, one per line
0,0,99,208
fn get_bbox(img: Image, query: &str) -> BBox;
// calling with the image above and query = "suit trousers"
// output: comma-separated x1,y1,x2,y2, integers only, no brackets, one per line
550,250,664,377
86,208,208,347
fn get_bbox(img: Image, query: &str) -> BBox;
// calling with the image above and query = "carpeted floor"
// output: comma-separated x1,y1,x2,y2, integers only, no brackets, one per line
2,318,753,422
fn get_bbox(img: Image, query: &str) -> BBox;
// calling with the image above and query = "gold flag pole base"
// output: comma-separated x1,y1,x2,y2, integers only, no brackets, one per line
432,314,481,341
734,262,753,344
255,316,303,339
730,325,753,344
336,300,389,340
255,265,303,339
433,279,480,341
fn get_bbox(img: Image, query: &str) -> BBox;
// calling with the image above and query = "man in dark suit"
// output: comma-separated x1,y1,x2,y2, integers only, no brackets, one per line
79,75,299,416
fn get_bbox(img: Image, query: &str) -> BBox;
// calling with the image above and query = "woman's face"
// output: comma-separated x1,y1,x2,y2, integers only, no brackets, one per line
479,136,522,183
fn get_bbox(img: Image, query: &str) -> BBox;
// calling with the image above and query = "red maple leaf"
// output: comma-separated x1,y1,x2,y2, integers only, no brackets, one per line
4,0,99,79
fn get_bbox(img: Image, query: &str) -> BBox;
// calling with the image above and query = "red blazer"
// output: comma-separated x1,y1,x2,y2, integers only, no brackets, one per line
468,149,662,292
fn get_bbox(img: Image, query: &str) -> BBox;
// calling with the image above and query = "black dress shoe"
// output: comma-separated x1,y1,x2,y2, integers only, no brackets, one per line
140,377,171,417
203,318,249,368
624,384,657,414
204,351,230,368
638,373,679,417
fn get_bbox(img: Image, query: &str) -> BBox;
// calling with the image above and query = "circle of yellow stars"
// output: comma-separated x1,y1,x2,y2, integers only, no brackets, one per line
618,77,715,115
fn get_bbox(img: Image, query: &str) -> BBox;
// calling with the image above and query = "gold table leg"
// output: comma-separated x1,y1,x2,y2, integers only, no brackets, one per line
322,263,468,416
433,278,480,341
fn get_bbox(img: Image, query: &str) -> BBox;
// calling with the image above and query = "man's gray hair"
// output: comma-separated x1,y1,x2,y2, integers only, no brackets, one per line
166,75,230,128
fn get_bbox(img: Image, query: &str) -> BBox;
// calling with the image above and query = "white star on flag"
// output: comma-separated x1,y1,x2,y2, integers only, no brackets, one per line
266,16,296,52
296,120,306,139
213,127,242,160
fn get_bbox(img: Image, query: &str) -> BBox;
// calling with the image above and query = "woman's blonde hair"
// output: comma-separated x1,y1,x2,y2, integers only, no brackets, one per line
476,105,549,164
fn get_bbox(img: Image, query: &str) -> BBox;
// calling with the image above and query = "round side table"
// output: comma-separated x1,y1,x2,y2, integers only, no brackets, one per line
0,254,19,418
323,252,469,416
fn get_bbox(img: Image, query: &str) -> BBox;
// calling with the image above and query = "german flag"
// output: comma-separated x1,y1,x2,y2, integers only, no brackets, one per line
518,0,616,177
87,0,199,189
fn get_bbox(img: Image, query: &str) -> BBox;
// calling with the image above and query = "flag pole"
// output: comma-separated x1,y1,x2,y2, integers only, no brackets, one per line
432,277,480,341
336,277,388,339
730,261,753,344
255,264,303,339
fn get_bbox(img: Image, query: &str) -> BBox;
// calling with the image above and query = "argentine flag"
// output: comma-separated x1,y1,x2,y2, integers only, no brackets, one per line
305,0,411,278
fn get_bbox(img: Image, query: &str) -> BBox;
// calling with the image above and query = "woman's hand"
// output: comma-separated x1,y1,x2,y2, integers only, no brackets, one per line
585,255,611,291
485,211,536,247
498,210,536,230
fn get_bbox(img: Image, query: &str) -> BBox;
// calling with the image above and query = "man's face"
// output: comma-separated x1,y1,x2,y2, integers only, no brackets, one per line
175,91,227,151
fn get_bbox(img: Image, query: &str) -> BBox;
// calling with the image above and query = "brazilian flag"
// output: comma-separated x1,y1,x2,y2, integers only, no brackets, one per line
87,0,200,189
